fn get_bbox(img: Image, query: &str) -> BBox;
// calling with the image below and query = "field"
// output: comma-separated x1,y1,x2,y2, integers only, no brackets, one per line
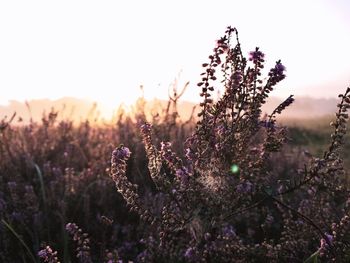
1,27,349,262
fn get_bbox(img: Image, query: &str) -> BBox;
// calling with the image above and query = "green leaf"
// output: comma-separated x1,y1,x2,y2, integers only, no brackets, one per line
1,220,37,263
304,250,319,263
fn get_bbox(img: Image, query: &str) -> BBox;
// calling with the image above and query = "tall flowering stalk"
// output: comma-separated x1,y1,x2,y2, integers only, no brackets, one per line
65,223,92,263
107,27,350,262
140,123,163,189
110,145,156,224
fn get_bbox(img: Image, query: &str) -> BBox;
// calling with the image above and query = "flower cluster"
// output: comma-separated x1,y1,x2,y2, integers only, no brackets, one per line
110,145,156,224
268,60,286,85
65,223,92,263
106,27,350,262
38,246,60,263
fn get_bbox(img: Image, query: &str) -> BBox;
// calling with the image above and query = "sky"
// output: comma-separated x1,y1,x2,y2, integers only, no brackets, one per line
0,0,349,110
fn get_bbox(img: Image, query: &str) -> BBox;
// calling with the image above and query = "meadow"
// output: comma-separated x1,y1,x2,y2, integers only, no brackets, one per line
1,27,349,262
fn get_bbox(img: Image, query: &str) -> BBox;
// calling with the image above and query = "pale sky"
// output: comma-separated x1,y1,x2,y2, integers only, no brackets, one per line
0,0,349,109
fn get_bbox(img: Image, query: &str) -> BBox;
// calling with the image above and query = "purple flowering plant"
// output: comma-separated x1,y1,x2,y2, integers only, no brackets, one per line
107,27,350,262
0,26,349,262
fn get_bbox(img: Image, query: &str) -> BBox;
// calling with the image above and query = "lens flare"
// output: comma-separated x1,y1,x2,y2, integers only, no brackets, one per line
230,164,239,174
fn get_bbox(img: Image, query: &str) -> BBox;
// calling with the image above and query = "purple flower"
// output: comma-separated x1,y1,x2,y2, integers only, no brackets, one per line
274,62,286,75
325,233,333,243
231,71,243,85
175,168,185,178
140,122,152,134
38,249,49,258
175,168,189,182
249,47,265,63
38,246,59,263
160,141,175,163
216,37,229,51
112,146,131,160
65,222,78,235
184,247,195,259
319,233,333,257
222,225,236,238
268,60,286,82
236,181,253,194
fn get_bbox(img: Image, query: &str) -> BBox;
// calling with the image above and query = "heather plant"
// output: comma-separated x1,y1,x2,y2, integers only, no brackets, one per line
0,26,349,263
0,86,193,261
108,27,350,262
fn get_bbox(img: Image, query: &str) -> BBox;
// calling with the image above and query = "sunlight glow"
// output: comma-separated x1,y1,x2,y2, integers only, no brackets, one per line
0,0,349,110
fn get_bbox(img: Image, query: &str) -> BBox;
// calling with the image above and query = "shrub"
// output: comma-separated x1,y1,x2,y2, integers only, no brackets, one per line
109,27,350,262
0,26,349,262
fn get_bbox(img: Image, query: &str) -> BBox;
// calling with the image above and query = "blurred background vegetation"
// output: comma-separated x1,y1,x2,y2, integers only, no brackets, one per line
1,92,349,261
